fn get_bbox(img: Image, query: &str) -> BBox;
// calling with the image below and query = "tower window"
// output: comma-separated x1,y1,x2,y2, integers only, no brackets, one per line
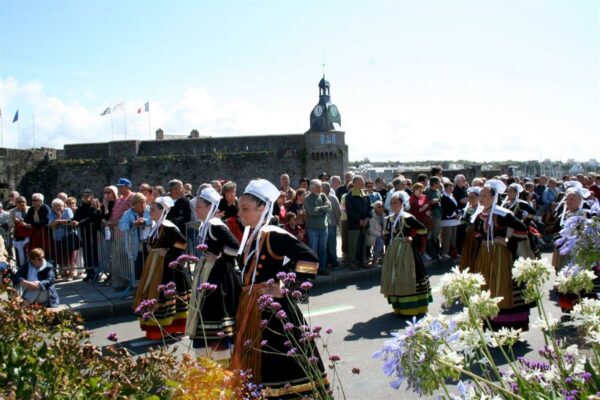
320,134,325,144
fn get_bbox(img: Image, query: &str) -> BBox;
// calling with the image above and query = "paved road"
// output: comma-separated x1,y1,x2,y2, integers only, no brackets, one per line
86,253,561,400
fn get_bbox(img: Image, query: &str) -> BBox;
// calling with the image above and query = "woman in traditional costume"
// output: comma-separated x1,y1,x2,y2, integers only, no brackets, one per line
552,181,591,271
471,180,530,331
459,187,481,271
380,191,432,316
186,187,241,359
552,183,594,311
502,183,539,259
230,179,328,399
134,197,191,339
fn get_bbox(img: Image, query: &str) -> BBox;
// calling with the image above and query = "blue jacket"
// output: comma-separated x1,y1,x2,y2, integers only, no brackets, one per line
13,260,60,308
118,207,152,260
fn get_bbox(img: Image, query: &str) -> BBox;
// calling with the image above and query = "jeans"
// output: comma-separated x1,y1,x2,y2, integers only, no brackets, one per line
307,228,328,272
373,236,385,260
326,224,339,268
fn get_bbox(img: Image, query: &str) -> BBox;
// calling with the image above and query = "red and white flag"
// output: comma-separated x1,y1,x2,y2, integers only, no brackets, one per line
137,107,142,114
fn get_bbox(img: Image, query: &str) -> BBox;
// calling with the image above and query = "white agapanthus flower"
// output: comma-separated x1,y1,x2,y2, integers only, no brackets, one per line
438,266,486,306
530,314,559,332
554,264,596,295
568,298,600,333
468,290,502,319
512,257,553,285
488,327,524,348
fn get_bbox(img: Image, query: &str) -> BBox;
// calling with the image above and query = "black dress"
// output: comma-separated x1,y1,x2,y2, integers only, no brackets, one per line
503,198,540,259
186,217,241,351
231,226,328,399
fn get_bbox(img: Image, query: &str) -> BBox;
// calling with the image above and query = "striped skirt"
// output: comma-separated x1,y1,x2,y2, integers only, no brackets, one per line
381,237,432,316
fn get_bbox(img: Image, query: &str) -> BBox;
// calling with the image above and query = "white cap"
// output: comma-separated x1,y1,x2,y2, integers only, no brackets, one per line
244,179,280,205
154,196,174,210
485,179,507,195
198,187,222,206
508,183,524,194
391,190,410,205
467,187,481,196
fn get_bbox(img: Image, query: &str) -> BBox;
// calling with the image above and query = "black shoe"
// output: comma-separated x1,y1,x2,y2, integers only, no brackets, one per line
317,270,330,276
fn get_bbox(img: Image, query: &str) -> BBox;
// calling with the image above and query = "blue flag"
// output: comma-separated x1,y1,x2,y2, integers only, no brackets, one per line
12,110,18,123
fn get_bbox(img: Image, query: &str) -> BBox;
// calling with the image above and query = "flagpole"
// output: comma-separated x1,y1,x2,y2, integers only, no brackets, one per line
110,111,114,141
18,119,21,149
32,112,35,149
148,106,151,139
0,114,3,148
123,103,127,140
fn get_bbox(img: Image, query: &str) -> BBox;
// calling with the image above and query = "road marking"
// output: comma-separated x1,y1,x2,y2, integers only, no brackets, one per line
130,336,189,348
301,304,355,318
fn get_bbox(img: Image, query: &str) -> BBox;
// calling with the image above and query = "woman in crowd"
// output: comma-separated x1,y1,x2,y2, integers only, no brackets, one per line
48,198,78,280
66,197,78,213
441,181,461,259
134,196,191,340
289,188,307,227
98,185,118,282
408,183,429,259
24,193,51,255
459,187,481,271
219,181,245,242
231,179,328,399
187,187,241,361
380,191,432,316
471,180,530,331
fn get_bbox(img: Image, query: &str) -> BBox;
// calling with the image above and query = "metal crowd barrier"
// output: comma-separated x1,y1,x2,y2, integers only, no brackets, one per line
3,219,203,298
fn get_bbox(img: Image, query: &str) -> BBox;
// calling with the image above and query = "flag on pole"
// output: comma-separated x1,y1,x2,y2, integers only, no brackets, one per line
137,107,142,114
12,110,18,123
112,102,123,112
0,107,2,119
144,102,150,112
100,107,112,116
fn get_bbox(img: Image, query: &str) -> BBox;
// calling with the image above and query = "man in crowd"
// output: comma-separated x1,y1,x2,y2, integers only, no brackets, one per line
304,179,332,275
321,181,341,269
425,176,443,260
374,177,387,203
111,178,134,226
73,189,103,281
5,191,20,211
167,179,192,233
279,173,296,207
346,175,372,269
336,171,354,201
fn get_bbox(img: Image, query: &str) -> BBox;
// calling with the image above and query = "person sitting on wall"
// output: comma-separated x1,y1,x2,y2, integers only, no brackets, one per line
12,248,60,308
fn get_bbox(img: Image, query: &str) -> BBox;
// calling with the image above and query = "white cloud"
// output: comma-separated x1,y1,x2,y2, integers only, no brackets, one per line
1,76,598,163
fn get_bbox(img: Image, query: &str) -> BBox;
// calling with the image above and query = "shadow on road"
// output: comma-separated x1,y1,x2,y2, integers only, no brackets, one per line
343,312,414,341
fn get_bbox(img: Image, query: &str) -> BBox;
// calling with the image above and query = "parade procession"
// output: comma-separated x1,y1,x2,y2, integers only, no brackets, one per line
1,1,599,399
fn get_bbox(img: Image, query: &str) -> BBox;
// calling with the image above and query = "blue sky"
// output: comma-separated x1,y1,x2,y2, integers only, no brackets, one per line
1,0,598,162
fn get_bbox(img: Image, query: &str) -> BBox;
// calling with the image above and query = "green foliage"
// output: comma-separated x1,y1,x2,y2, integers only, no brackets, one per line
0,279,180,399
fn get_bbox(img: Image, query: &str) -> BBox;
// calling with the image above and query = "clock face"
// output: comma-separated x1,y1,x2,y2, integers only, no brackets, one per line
328,105,338,117
313,105,323,117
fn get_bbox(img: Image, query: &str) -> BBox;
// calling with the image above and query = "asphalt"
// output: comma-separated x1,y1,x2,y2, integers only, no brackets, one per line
56,257,456,321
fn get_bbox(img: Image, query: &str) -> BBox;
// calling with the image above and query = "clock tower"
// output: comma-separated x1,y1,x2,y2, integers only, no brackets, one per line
304,75,348,177
309,75,341,132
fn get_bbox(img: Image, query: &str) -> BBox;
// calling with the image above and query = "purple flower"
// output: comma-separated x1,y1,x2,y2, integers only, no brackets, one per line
168,261,178,269
217,331,225,338
196,243,208,252
283,340,292,347
176,254,190,264
352,367,360,375
300,281,313,291
276,310,287,320
283,322,294,331
107,332,118,342
291,290,303,300
308,356,319,364
312,325,322,334
286,348,297,357
259,319,268,328
329,354,341,362
244,339,252,347
266,278,275,285
134,299,157,315
260,339,268,347
197,282,217,292
187,255,199,263
142,311,152,321
326,328,333,334
276,272,287,280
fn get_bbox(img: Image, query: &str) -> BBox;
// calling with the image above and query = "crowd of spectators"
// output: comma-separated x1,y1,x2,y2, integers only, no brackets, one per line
1,168,599,308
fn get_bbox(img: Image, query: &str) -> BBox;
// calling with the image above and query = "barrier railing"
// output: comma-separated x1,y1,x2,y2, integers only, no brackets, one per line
2,218,203,297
